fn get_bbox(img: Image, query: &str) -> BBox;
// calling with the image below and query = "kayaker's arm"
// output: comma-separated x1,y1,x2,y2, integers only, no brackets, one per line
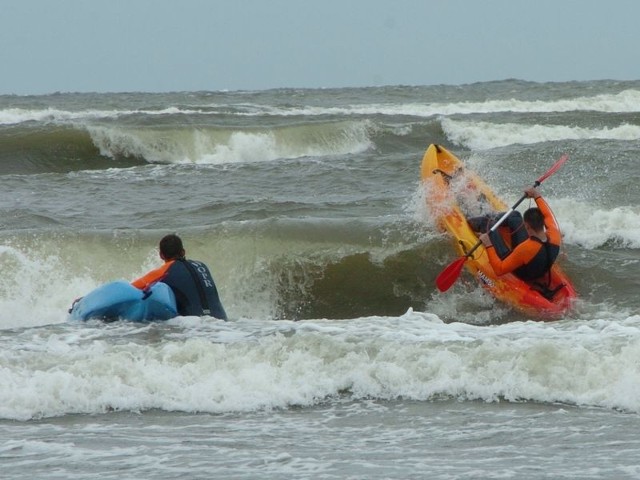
534,196,562,246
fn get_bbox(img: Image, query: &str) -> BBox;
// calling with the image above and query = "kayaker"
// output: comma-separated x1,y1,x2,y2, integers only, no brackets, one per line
476,187,562,284
132,234,227,319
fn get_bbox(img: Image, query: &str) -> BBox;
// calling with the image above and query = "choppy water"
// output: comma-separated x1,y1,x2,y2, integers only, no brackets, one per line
1,80,639,478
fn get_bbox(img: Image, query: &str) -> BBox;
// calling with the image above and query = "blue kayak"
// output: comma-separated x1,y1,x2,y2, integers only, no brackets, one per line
69,280,178,322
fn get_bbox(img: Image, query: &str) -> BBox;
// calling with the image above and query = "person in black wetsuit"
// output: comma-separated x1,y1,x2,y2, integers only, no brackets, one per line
131,234,227,320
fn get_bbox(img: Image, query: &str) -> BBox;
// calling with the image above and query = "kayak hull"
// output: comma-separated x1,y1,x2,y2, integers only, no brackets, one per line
421,144,577,320
69,280,178,322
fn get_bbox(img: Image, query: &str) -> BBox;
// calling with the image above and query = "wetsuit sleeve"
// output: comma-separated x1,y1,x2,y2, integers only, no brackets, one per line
131,261,173,289
486,240,539,276
535,196,561,246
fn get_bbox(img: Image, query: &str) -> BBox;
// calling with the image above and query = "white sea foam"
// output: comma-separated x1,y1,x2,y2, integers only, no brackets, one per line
0,245,92,329
553,200,640,249
2,311,640,421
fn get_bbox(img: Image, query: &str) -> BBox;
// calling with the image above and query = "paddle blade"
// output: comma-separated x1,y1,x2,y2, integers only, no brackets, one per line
435,257,467,292
536,154,568,185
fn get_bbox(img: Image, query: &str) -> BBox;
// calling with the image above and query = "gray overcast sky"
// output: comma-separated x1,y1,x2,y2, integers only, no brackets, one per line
1,0,639,94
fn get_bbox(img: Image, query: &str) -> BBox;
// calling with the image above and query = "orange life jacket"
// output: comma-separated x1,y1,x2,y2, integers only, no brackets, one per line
131,260,175,290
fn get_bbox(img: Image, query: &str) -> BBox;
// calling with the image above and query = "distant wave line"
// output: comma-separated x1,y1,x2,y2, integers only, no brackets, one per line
2,89,640,125
0,106,212,125
256,89,640,117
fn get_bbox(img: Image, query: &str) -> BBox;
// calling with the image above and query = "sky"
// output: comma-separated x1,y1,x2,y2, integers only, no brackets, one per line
1,0,639,95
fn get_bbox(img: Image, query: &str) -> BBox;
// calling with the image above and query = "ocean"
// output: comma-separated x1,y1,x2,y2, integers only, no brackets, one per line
1,80,639,479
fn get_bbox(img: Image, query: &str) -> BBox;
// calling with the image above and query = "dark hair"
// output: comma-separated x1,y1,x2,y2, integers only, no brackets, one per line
159,234,184,260
524,207,544,231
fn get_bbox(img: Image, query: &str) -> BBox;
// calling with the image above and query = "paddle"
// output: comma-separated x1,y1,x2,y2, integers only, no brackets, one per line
435,154,569,292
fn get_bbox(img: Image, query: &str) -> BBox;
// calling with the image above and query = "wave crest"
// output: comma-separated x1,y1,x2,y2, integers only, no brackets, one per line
442,118,640,150
87,121,375,164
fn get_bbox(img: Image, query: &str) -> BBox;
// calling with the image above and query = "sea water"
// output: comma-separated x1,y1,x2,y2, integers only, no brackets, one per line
1,80,640,478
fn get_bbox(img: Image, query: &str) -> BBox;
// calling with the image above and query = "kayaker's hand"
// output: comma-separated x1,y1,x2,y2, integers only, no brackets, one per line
479,233,492,247
524,187,541,199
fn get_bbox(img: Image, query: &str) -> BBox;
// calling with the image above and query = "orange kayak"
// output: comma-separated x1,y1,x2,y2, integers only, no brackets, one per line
421,144,577,320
